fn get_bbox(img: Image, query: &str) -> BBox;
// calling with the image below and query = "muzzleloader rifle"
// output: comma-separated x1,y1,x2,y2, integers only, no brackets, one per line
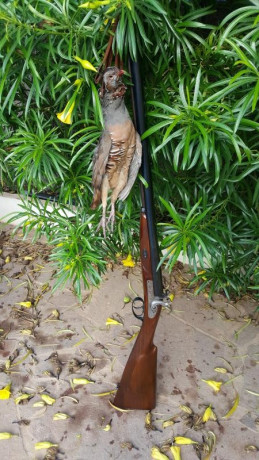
113,59,168,410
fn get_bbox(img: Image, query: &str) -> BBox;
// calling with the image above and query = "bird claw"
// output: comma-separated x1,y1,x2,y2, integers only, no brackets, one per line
107,209,115,233
96,206,115,238
97,216,106,238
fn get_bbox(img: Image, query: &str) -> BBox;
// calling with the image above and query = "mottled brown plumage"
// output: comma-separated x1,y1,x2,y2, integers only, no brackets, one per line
91,67,142,236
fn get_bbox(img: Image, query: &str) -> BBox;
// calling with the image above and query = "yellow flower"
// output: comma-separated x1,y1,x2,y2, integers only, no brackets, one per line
103,18,116,26
57,101,75,125
0,384,11,400
0,432,18,440
102,423,111,431
41,394,56,405
202,379,223,393
170,446,181,460
79,1,111,8
222,394,240,419
74,56,97,72
106,317,123,326
15,393,33,404
72,378,94,385
151,446,169,460
121,254,135,267
202,405,217,422
35,442,58,450
174,436,198,445
74,78,84,86
53,412,70,420
16,301,32,308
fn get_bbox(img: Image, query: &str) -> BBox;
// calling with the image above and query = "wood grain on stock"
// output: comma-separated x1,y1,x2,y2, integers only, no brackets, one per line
113,212,161,410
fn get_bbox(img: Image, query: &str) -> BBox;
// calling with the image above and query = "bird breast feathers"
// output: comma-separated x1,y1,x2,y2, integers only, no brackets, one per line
108,120,134,143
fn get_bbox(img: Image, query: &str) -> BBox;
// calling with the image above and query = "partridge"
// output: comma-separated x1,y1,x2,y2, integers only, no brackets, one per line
91,67,142,236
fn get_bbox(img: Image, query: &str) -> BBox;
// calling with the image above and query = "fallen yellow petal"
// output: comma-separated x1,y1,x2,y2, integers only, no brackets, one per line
53,412,70,420
202,379,223,393
74,56,97,72
170,446,181,460
145,411,152,429
35,442,58,450
179,405,193,414
169,293,175,302
33,401,46,407
0,432,18,440
202,405,217,422
222,394,239,419
4,360,11,370
0,384,11,400
52,309,60,318
106,317,123,326
20,329,33,335
40,394,56,405
16,301,32,308
103,423,111,431
15,393,33,404
5,256,11,264
174,436,198,445
72,378,94,385
121,254,135,267
162,419,175,428
203,430,217,460
214,367,228,374
57,101,75,125
245,445,259,452
151,446,169,459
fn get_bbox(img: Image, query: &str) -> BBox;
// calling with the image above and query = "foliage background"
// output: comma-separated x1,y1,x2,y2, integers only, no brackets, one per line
0,0,258,299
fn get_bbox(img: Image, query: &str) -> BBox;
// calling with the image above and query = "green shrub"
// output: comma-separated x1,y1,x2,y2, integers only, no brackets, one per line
1,0,258,299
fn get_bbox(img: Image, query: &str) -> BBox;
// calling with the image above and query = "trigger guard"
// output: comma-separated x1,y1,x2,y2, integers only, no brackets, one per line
132,296,144,321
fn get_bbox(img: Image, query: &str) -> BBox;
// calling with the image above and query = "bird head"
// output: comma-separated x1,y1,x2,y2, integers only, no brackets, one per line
102,67,125,92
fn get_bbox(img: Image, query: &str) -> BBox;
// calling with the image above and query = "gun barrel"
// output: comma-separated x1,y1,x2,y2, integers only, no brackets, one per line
129,59,163,299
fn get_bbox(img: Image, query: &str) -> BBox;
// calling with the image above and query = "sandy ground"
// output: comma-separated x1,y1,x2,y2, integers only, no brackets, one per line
0,225,258,460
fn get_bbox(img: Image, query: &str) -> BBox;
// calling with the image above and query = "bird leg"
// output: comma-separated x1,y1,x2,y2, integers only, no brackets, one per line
107,202,116,232
96,175,109,238
97,205,107,238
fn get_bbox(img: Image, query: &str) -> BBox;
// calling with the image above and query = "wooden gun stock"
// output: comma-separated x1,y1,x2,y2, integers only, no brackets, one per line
113,211,161,410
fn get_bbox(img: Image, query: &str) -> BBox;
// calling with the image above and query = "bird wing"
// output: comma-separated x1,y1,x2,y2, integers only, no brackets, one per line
91,130,112,209
118,132,142,201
